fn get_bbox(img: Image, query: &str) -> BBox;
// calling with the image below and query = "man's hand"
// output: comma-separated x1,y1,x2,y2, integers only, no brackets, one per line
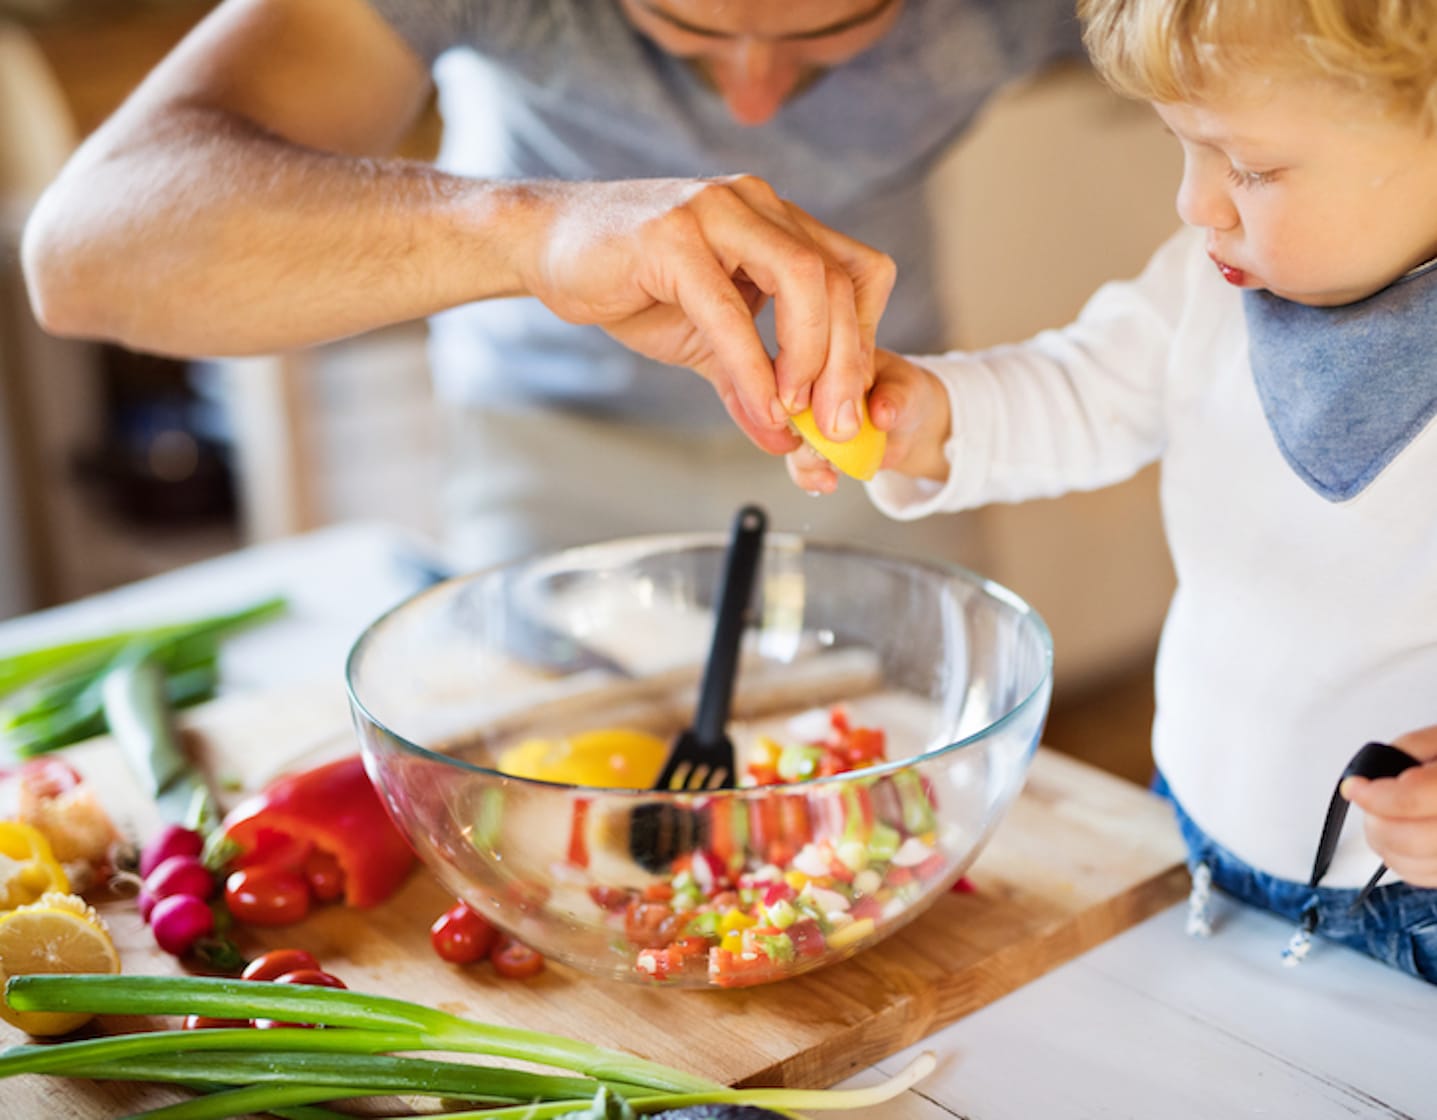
526,176,895,454
787,349,953,492
1342,725,1437,887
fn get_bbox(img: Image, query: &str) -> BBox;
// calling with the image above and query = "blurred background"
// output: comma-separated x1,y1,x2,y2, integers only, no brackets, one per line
0,0,1180,785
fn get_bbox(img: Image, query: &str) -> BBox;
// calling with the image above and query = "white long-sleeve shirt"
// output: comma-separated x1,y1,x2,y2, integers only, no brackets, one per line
871,226,1437,887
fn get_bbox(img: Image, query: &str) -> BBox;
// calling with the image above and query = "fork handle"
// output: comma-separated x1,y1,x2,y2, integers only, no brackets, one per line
694,505,767,744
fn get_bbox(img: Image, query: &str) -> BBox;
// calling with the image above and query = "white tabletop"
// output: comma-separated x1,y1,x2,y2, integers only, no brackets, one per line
3,521,1432,1118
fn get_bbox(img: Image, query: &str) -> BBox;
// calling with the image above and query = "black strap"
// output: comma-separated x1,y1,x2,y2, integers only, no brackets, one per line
1306,740,1420,890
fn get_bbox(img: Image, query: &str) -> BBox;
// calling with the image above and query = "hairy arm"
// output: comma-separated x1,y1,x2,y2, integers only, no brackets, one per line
21,0,889,449
21,0,510,355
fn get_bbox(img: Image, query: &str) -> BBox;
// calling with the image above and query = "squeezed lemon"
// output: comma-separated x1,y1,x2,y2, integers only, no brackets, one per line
497,728,669,788
0,891,120,1036
789,399,886,481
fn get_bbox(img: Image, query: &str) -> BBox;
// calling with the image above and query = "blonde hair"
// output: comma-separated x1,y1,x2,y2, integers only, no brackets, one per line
1079,0,1437,129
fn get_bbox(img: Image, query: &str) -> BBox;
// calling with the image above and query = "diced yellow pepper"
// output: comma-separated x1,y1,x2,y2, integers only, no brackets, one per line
718,907,757,934
826,916,876,951
720,930,744,954
0,820,69,911
783,869,809,891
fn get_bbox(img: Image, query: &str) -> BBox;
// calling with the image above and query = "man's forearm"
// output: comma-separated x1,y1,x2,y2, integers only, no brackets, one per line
22,104,541,356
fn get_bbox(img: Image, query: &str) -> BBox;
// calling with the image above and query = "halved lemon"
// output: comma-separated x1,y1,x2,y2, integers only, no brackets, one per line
0,891,120,1036
789,399,886,481
497,728,669,788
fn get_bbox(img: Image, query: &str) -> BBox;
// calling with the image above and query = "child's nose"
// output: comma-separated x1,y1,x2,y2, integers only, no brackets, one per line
1175,164,1239,231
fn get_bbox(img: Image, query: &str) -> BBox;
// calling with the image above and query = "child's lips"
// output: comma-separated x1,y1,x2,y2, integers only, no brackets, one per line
1208,252,1248,286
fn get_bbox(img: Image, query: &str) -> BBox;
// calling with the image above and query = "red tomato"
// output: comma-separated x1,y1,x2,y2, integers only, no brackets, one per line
182,1014,249,1030
302,849,345,903
587,885,631,911
224,865,312,926
429,902,498,965
274,968,346,989
253,968,347,1030
241,948,322,981
490,937,545,979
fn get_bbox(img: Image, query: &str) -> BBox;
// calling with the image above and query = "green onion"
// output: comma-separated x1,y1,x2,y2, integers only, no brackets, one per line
0,596,285,757
1,974,933,1119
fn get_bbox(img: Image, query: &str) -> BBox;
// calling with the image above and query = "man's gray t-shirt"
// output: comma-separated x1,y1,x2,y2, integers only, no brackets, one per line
366,0,1083,425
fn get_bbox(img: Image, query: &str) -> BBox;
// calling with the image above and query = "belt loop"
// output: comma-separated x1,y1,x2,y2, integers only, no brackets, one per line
1281,900,1320,967
1185,860,1214,938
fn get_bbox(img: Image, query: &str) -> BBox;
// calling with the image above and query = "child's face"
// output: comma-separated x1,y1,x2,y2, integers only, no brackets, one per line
1154,78,1437,306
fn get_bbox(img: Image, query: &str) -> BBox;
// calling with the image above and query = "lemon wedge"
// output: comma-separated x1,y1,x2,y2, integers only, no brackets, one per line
789,399,886,481
497,728,669,788
0,891,120,1036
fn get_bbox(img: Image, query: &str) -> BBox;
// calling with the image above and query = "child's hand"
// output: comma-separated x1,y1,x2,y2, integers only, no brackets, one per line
786,349,952,493
1341,726,1437,887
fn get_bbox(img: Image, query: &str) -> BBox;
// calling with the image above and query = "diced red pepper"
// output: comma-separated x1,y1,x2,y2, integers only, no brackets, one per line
566,798,591,869
221,755,414,909
708,947,787,988
636,936,708,982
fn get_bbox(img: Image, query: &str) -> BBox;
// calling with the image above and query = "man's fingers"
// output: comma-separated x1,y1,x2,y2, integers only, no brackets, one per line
788,204,896,366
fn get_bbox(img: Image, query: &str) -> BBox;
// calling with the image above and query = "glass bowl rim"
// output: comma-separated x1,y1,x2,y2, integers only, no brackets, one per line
345,528,1054,797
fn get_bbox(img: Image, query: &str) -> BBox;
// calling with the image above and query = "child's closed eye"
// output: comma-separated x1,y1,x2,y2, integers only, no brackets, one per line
1226,165,1281,188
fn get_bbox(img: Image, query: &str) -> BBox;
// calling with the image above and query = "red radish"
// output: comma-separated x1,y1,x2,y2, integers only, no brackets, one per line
139,824,204,879
150,893,215,956
143,854,215,904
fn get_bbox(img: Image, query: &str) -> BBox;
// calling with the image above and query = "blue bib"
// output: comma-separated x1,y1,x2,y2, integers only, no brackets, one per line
1242,258,1437,502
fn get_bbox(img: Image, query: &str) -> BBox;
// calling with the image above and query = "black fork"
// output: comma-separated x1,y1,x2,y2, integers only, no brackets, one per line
652,503,767,792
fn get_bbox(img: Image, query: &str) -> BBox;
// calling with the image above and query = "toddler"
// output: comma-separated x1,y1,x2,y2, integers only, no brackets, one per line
790,0,1437,981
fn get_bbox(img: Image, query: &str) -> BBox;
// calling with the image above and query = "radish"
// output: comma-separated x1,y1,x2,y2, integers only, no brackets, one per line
149,893,215,956
138,823,204,879
143,854,215,905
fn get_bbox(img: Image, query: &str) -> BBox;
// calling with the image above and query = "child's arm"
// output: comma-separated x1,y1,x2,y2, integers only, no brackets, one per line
1342,726,1437,888
787,350,952,494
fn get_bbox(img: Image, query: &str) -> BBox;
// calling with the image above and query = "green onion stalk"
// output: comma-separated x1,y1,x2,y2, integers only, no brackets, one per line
1,974,933,1120
0,597,287,758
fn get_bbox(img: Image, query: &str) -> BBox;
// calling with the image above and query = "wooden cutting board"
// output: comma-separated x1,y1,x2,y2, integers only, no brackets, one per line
2,680,1188,1113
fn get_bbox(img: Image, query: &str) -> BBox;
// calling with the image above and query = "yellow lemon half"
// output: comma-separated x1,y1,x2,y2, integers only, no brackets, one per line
789,400,886,481
497,728,669,788
0,891,120,1036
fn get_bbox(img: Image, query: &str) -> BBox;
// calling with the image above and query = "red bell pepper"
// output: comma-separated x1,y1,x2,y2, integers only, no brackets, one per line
221,755,414,908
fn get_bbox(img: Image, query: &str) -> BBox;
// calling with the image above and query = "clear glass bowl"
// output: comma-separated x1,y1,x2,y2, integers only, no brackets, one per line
346,531,1052,988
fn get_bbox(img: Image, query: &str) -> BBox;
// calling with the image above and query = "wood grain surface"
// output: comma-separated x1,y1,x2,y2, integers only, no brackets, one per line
2,681,1188,1114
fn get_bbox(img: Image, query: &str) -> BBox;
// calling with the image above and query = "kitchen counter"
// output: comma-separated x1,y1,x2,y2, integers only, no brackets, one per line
1,521,1431,1118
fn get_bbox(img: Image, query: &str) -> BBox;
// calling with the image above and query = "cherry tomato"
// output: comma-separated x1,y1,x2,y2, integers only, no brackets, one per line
224,865,312,926
490,937,545,980
274,968,347,989
302,849,345,903
429,902,498,965
183,1014,248,1030
252,968,347,1030
241,948,322,982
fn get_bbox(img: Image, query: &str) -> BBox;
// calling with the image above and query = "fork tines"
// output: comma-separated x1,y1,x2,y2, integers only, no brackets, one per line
660,760,731,792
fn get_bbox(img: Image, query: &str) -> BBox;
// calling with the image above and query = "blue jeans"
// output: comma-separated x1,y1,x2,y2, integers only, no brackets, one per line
1153,773,1437,984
